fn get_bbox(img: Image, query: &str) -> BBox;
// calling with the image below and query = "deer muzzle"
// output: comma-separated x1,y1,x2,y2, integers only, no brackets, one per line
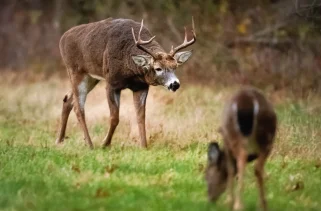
163,72,180,92
168,81,180,92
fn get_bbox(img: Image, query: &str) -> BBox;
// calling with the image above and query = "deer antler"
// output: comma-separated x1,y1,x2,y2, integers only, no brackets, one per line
132,19,157,59
170,17,196,56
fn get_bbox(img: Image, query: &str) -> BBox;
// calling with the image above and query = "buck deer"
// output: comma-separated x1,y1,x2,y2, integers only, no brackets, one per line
205,87,277,211
56,18,196,149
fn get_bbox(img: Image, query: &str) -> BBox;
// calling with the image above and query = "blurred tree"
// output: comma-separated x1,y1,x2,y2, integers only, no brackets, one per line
0,0,320,92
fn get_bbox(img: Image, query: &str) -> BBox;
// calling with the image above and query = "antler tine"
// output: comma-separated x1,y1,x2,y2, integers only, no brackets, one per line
132,19,157,58
139,19,144,38
137,20,156,44
131,27,137,43
192,16,196,38
183,27,188,43
170,17,196,56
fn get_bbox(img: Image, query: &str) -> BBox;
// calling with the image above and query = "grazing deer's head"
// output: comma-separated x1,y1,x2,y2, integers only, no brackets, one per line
131,19,196,92
205,142,229,202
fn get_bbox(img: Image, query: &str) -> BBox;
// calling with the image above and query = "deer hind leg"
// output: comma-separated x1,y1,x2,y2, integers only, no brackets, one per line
102,86,121,148
233,145,247,211
255,152,269,211
56,90,74,144
71,73,99,149
225,150,236,209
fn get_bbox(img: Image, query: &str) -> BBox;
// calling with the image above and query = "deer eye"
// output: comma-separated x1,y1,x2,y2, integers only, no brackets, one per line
155,68,163,72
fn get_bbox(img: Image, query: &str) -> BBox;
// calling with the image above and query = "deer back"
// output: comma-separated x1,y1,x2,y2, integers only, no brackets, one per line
59,18,163,76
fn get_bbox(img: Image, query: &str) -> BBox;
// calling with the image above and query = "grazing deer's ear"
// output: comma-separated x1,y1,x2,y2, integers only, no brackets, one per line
132,55,152,68
208,142,220,164
174,51,192,65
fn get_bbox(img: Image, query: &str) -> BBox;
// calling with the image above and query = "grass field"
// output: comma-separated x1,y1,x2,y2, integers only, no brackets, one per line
1,74,321,211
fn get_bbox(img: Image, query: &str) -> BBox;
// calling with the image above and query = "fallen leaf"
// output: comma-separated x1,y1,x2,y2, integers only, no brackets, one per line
71,165,81,173
75,182,80,189
314,159,321,168
95,188,109,198
291,181,304,191
198,163,205,172
281,160,288,169
104,172,110,179
286,181,304,192
105,164,117,174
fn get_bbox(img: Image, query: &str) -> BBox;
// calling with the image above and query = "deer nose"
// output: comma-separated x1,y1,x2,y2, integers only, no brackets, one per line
169,81,180,92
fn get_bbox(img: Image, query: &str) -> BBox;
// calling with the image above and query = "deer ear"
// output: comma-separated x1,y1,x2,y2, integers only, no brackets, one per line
174,51,192,65
208,142,221,164
132,55,152,68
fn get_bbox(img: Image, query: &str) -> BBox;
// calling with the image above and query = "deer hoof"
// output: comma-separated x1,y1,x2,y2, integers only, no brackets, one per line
55,138,64,145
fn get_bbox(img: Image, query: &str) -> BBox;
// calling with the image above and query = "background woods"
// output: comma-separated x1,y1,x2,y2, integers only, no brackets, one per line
1,1,321,210
1,0,321,93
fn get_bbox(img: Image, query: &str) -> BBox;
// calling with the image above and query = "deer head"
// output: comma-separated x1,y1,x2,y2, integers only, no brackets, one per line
205,142,229,202
131,18,196,92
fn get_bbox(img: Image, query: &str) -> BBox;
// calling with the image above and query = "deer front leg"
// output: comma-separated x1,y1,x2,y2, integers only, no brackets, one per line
133,88,149,148
234,147,247,211
56,91,74,144
225,151,235,209
102,87,121,148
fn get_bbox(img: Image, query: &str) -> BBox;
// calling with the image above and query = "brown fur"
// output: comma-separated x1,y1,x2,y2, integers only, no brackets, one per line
56,18,195,149
205,87,277,211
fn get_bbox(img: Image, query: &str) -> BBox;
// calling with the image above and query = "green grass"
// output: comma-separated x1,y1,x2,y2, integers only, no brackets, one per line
0,77,321,210
1,142,320,211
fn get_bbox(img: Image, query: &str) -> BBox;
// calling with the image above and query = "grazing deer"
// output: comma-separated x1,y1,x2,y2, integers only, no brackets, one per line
56,18,196,149
205,87,277,211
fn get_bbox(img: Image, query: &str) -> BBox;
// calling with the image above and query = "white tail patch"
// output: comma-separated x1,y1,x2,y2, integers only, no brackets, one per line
253,99,259,116
252,98,260,132
232,102,239,132
231,98,260,136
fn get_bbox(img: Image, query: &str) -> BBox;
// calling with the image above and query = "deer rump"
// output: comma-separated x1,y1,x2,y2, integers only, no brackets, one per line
234,93,257,137
233,94,259,162
237,108,254,137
